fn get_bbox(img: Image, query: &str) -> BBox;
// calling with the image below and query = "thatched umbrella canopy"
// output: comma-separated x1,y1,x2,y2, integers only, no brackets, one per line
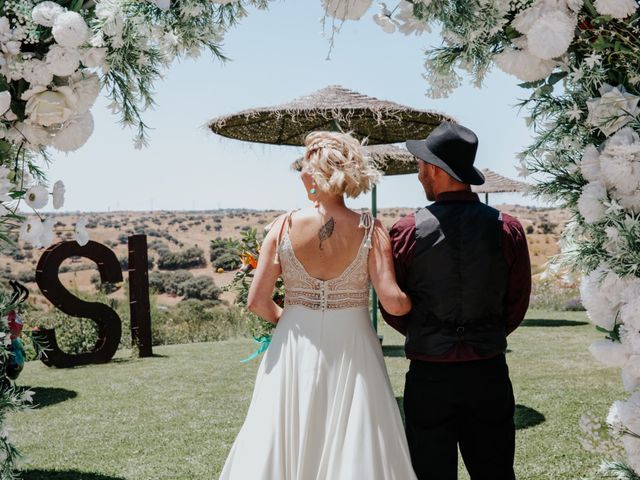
292,144,417,176
208,85,453,146
471,168,529,204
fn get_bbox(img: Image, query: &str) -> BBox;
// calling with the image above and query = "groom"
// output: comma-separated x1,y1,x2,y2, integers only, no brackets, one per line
380,122,531,480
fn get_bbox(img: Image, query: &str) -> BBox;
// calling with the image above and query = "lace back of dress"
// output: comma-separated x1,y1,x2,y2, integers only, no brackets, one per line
277,210,374,311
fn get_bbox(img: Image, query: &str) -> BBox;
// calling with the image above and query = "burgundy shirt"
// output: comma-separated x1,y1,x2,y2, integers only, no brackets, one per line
380,191,532,362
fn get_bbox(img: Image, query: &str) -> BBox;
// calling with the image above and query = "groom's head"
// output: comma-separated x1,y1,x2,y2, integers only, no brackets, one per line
417,161,469,201
407,122,485,201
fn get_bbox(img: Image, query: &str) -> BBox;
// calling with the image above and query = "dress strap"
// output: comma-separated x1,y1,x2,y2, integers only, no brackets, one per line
358,211,374,249
274,209,299,264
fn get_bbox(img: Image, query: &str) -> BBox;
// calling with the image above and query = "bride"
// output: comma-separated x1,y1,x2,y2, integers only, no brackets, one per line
218,131,417,480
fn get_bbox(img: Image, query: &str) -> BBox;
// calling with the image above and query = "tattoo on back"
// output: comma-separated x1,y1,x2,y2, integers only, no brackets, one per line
318,217,335,250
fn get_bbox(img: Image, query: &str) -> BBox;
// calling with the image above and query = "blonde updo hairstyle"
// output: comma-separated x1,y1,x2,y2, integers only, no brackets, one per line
302,131,381,199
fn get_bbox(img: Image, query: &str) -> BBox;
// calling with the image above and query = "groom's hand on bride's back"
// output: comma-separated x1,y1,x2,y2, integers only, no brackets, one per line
368,219,412,317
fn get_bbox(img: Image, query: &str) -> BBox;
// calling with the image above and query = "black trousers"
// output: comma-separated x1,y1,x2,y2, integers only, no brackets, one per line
403,354,516,480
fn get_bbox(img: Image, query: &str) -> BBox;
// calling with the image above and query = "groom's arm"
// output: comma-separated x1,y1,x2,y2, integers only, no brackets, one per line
501,213,532,335
378,213,416,336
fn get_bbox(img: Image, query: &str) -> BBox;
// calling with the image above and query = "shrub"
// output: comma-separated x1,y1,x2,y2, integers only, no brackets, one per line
16,270,36,283
151,301,253,345
157,246,206,270
90,273,121,294
178,276,221,301
539,222,557,234
210,238,241,270
149,270,194,295
28,309,100,357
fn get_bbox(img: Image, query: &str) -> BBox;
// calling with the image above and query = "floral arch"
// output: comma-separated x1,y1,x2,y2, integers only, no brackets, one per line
0,0,639,476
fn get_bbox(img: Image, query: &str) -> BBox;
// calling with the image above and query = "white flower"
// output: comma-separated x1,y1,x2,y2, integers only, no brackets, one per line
526,10,577,60
594,0,637,18
32,1,64,27
46,45,81,77
19,389,35,403
372,13,398,33
512,1,549,34
25,89,76,127
19,218,43,244
52,180,65,209
323,0,373,20
394,1,430,35
623,435,640,471
52,11,89,48
69,71,101,113
580,267,627,330
620,279,640,329
0,91,10,115
589,339,630,367
151,0,171,9
567,0,584,11
37,217,56,248
25,185,49,209
75,217,89,246
586,84,640,137
494,47,556,82
7,121,51,147
80,47,107,68
580,144,601,182
584,53,602,69
618,192,640,213
21,58,53,86
577,181,608,223
603,226,624,254
618,392,640,436
599,127,640,195
565,103,582,121
52,111,94,152
515,162,530,178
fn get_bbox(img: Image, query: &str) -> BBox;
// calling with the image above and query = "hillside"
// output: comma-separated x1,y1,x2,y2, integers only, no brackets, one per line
1,205,570,308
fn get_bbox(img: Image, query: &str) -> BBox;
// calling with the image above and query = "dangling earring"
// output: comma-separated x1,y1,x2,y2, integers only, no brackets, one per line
310,185,317,195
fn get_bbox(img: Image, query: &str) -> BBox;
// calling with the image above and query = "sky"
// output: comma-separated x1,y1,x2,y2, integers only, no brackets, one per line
41,1,543,214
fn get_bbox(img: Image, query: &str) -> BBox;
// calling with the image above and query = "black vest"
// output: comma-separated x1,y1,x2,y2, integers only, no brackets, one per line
404,200,509,357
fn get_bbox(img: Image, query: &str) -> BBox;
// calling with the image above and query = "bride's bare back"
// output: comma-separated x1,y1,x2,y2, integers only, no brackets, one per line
285,208,365,281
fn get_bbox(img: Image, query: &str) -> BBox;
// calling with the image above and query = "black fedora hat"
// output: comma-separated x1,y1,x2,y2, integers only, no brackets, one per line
406,121,485,185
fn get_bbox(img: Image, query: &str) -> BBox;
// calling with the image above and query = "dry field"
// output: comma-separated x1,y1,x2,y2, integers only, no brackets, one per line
2,204,570,308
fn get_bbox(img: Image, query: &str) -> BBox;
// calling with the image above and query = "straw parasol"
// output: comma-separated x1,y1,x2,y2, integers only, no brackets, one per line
471,168,529,205
208,85,453,146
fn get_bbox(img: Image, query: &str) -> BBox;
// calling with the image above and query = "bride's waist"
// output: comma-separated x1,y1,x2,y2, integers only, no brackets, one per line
284,288,369,310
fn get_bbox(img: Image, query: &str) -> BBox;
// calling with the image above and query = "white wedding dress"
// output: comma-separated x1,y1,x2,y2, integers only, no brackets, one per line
218,211,417,480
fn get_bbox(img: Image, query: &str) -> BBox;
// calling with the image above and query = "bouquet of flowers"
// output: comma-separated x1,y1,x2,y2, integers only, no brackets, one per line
224,222,284,362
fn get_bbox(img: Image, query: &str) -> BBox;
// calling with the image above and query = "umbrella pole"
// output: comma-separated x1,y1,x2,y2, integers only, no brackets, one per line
485,192,489,205
371,184,378,334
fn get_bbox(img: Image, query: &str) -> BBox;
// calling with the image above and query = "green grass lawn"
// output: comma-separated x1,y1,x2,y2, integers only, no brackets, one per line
9,309,625,480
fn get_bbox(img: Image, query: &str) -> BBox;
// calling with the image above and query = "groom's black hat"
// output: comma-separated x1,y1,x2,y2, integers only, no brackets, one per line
406,121,485,186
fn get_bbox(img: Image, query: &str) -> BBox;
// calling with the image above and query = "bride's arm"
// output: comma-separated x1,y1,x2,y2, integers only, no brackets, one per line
247,215,286,324
368,219,412,316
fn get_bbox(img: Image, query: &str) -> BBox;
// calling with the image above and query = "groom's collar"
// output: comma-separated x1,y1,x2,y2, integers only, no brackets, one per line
435,190,480,203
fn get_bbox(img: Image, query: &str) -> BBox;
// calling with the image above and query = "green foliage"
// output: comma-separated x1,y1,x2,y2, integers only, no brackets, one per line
157,246,206,270
209,238,242,270
179,276,221,301
150,301,253,345
27,309,100,358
